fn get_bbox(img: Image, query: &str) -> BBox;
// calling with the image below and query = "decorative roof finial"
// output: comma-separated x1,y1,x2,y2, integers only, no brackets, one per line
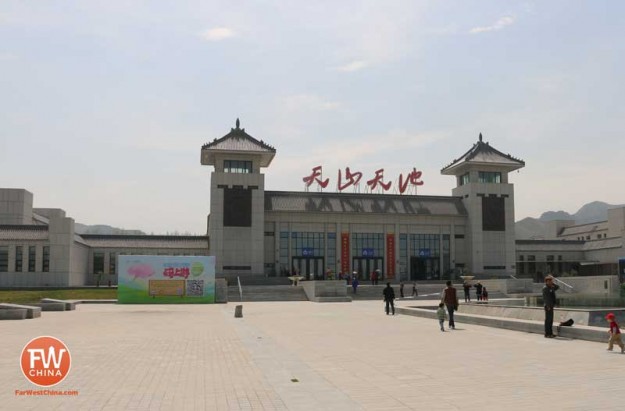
235,118,240,129
479,133,483,142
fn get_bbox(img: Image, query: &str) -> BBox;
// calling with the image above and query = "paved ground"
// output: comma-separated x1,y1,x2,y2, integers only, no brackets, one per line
1,299,623,411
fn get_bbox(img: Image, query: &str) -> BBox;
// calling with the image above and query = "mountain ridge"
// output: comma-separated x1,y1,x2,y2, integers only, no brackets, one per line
516,201,624,239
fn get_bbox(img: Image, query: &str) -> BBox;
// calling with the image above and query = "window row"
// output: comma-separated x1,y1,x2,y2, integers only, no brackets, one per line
93,251,206,275
0,245,49,273
458,171,502,185
576,234,607,240
224,160,253,174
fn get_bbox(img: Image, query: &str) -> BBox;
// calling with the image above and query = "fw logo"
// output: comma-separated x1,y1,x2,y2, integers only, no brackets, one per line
20,336,71,387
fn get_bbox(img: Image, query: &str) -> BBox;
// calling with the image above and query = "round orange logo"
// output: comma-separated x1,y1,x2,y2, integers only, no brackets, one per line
20,336,71,387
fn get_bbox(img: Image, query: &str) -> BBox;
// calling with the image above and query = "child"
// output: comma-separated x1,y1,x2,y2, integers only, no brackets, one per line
436,303,447,332
482,286,489,302
605,313,625,353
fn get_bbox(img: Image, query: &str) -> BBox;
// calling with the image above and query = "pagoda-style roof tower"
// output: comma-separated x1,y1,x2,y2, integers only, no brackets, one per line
441,133,524,176
201,118,276,168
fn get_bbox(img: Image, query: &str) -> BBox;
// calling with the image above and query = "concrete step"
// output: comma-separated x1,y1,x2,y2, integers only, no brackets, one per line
227,285,308,302
346,284,508,301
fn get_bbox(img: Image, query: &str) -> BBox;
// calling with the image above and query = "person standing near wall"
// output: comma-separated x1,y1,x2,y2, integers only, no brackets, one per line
352,276,359,294
474,282,483,301
462,281,472,302
543,275,559,338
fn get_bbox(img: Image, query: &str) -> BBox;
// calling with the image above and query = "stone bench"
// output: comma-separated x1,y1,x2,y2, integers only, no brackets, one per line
32,302,67,311
41,298,76,310
0,303,41,319
0,307,28,320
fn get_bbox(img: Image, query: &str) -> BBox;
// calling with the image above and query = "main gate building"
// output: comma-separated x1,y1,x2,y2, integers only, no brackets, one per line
201,120,525,282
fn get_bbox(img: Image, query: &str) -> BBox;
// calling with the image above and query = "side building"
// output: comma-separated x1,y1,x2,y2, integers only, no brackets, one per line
516,207,625,281
0,188,208,287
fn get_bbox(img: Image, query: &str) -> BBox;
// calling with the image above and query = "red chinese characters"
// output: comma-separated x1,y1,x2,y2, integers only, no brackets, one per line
303,166,424,193
163,267,190,279
398,168,424,194
337,167,363,191
366,169,392,191
302,166,329,189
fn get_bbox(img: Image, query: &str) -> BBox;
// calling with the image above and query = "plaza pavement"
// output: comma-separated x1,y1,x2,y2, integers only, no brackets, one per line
1,299,623,411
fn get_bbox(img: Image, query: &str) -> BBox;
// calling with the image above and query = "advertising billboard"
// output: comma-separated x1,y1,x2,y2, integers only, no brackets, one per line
118,255,215,304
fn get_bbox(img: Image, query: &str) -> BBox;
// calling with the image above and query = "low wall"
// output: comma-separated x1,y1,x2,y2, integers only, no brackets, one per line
451,302,624,327
397,305,610,343
301,281,350,302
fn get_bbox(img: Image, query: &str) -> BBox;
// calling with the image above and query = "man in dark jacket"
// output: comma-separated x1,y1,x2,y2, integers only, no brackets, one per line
474,282,483,301
543,275,559,338
462,282,472,302
442,281,459,329
383,283,396,315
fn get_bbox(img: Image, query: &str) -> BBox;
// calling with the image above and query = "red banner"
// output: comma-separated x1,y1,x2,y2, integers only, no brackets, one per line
386,234,395,279
341,233,350,274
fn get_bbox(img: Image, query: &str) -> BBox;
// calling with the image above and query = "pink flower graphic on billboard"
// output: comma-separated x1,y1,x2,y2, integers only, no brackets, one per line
128,264,155,280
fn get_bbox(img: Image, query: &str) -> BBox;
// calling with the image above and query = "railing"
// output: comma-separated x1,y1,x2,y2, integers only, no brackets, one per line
237,276,243,302
552,277,574,293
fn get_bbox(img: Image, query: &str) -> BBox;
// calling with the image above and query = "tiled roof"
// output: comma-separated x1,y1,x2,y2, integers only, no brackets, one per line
74,234,89,246
560,222,608,236
441,134,524,173
81,235,209,249
582,237,622,251
265,191,467,216
201,119,276,153
0,225,48,240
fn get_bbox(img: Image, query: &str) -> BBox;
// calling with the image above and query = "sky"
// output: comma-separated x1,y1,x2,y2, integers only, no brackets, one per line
1,1,624,234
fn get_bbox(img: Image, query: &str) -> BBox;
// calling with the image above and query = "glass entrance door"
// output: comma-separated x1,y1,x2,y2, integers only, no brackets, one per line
410,257,440,281
292,257,324,280
352,257,384,280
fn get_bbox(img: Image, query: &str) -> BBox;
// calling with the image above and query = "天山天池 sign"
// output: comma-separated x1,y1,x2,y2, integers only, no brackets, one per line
117,255,215,304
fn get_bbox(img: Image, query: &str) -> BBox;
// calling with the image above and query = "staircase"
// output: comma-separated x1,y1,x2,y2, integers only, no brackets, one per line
227,285,308,302
225,283,508,302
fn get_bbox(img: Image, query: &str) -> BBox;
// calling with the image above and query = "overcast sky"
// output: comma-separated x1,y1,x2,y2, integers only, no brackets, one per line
1,1,623,234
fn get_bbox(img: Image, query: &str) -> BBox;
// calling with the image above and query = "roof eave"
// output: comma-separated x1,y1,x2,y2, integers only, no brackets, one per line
200,149,276,167
441,160,525,175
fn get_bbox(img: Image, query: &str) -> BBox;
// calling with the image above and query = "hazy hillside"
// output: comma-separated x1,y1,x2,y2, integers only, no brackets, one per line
75,223,145,235
516,201,624,239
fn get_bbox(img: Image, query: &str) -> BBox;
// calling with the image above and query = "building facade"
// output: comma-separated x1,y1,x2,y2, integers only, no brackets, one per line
1,120,624,287
202,123,524,282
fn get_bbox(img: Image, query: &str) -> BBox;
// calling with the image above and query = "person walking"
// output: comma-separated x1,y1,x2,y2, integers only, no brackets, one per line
382,282,396,315
605,313,625,353
462,281,472,302
436,303,447,331
400,282,405,298
412,282,418,298
352,276,359,294
543,275,559,338
441,280,459,330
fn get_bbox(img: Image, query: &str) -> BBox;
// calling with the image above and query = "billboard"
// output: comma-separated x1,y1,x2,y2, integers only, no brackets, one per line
117,255,215,304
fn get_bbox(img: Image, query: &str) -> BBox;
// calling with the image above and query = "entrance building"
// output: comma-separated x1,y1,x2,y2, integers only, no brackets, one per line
202,122,525,282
